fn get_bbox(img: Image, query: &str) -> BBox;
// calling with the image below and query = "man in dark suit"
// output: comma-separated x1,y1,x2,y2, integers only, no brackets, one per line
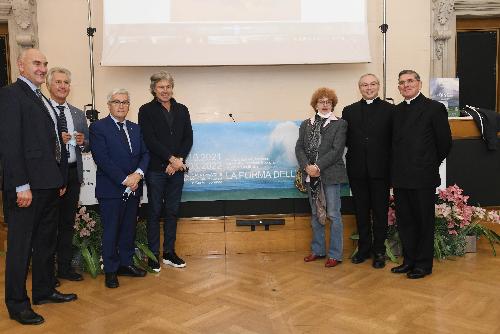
390,70,452,279
89,88,150,288
342,73,394,269
138,71,192,272
0,48,77,326
47,67,90,283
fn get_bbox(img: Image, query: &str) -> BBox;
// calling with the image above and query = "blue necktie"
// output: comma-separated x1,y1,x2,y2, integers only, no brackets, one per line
117,122,131,152
56,105,70,158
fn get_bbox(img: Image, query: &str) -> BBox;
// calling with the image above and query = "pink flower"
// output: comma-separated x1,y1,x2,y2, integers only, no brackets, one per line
79,228,89,237
388,208,396,226
487,210,500,224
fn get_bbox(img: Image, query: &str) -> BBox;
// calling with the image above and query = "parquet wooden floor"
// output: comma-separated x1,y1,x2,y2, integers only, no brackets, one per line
1,247,499,334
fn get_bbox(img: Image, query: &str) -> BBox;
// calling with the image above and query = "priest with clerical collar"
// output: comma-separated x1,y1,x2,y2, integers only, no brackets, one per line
390,69,452,279
342,73,394,269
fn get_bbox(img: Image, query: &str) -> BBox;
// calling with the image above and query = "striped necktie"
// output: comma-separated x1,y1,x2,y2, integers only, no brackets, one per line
35,89,61,163
56,105,70,158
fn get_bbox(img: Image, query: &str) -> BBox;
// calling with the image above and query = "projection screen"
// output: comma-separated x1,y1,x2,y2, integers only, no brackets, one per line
101,0,371,66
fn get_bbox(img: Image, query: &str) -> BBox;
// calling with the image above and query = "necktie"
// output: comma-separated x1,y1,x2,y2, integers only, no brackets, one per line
36,89,61,163
56,105,70,158
117,122,131,152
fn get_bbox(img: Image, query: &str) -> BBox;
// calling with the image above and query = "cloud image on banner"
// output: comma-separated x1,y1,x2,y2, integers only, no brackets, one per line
182,120,307,201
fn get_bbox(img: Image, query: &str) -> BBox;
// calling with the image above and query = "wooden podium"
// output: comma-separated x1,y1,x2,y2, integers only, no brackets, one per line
449,118,482,138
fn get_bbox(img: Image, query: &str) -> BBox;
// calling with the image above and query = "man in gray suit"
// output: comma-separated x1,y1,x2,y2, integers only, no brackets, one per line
47,67,90,282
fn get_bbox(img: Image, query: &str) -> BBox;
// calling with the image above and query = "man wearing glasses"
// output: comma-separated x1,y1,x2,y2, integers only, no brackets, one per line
342,73,394,269
89,89,150,288
390,70,452,279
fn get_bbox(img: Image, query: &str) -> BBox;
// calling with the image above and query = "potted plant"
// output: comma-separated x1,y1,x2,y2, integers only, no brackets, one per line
73,206,158,278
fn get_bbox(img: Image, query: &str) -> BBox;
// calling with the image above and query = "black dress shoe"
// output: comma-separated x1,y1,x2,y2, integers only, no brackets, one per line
391,263,413,274
58,270,84,281
10,308,45,325
117,265,147,277
351,253,367,264
54,278,61,288
33,290,78,305
105,272,119,288
407,268,432,279
372,253,386,269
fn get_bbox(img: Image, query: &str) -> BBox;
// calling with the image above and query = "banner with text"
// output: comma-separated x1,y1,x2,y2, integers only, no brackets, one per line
183,121,306,201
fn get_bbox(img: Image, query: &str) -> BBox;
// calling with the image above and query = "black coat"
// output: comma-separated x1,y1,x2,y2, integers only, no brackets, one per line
138,98,193,172
342,97,394,179
391,93,452,189
0,79,67,191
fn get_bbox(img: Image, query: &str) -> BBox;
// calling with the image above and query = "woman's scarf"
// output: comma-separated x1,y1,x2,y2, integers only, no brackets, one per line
305,113,328,224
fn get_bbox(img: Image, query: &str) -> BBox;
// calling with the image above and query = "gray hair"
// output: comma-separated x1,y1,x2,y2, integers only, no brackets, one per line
358,73,379,86
149,71,174,96
398,70,421,81
46,67,72,88
107,88,130,103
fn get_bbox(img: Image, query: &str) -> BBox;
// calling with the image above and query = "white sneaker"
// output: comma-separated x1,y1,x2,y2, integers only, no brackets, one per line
162,252,186,268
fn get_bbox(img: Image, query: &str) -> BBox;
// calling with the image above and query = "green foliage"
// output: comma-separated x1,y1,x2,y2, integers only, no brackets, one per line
73,206,155,277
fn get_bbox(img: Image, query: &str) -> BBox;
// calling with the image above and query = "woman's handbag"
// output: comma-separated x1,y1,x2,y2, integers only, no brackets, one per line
295,168,307,193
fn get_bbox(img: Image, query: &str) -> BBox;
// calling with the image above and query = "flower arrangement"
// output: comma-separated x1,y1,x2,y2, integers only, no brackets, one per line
384,195,401,263
73,206,102,277
351,185,500,262
433,185,500,259
73,206,157,278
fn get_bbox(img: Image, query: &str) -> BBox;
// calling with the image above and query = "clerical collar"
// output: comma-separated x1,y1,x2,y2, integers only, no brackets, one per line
405,92,421,104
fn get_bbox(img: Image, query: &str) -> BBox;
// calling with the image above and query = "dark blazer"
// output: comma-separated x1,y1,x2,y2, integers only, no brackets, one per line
342,98,394,179
68,104,90,183
0,79,67,191
295,115,348,185
391,93,452,189
138,98,193,172
467,107,500,151
89,115,150,199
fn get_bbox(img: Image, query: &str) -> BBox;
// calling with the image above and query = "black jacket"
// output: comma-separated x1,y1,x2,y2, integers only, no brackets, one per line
138,98,193,172
466,107,500,150
0,79,67,191
342,97,394,179
391,93,452,189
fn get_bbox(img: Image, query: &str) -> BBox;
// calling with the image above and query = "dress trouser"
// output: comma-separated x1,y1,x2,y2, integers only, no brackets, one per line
98,195,140,273
56,165,81,273
349,177,389,256
394,187,436,271
146,171,184,257
5,188,59,314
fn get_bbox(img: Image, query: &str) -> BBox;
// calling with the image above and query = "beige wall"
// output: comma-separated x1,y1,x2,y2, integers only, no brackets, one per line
37,0,431,123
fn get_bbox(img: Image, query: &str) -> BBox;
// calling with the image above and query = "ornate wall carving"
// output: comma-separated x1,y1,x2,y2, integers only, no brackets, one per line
431,0,500,79
431,0,456,78
455,0,500,17
0,0,39,78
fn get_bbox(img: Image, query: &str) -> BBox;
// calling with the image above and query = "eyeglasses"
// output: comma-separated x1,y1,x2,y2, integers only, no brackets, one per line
359,82,379,88
109,100,130,106
317,99,333,106
398,78,419,86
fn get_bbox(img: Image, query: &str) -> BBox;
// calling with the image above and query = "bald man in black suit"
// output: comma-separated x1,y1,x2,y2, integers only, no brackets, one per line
0,49,77,326
342,73,394,269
